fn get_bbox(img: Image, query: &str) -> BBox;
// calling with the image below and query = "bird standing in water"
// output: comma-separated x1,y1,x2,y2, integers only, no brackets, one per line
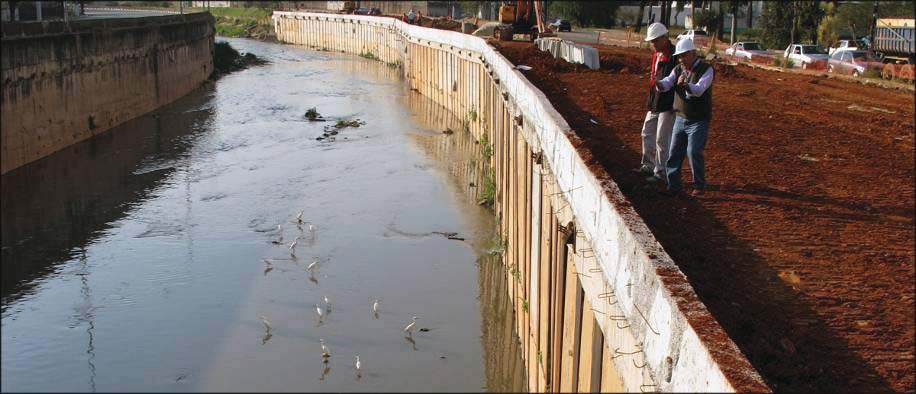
289,236,300,256
404,316,418,336
316,303,324,319
324,296,331,312
372,299,379,315
296,210,304,224
355,355,361,377
259,316,272,333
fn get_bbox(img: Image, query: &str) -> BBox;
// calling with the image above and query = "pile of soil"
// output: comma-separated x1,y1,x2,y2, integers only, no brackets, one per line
418,16,462,32
494,41,915,392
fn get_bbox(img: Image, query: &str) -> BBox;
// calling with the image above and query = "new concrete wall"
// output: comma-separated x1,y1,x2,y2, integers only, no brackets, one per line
273,11,769,392
1,12,214,174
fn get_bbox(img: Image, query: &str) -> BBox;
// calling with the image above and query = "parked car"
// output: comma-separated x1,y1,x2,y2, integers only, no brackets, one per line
827,50,883,77
549,19,571,32
784,44,829,69
676,29,709,47
353,7,381,16
725,41,768,60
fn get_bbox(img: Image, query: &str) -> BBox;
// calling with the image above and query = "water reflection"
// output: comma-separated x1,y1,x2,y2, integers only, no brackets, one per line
0,86,215,305
403,89,527,392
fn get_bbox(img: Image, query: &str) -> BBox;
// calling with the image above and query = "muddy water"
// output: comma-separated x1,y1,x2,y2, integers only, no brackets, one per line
1,38,525,392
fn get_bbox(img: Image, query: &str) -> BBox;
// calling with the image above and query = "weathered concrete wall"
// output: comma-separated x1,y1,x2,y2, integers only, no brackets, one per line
1,12,214,174
273,11,770,392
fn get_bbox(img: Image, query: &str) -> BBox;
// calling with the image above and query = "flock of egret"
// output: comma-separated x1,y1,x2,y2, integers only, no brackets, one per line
257,210,426,380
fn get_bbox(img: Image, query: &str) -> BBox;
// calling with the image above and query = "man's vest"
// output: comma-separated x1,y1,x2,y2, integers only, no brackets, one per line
672,60,713,120
646,42,676,113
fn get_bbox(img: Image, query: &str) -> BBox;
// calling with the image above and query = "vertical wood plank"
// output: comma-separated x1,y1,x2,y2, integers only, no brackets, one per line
577,298,604,393
559,245,583,393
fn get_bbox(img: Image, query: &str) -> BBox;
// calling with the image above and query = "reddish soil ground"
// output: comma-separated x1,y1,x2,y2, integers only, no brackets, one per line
493,40,915,392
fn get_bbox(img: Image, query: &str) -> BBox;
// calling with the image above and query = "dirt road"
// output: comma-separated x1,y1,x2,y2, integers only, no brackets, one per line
494,40,914,392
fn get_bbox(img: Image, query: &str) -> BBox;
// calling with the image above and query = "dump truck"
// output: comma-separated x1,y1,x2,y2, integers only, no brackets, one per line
873,18,915,80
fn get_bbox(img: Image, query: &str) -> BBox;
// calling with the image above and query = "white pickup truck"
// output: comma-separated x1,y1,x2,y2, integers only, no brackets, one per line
828,39,864,56
784,44,830,69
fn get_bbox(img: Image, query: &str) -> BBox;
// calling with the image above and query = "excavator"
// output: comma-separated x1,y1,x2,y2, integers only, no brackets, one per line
493,0,554,42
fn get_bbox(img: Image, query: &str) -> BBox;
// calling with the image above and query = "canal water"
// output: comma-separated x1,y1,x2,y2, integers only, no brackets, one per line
1,38,525,392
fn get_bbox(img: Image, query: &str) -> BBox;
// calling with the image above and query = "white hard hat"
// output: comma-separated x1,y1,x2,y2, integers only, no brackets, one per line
674,38,696,55
645,22,668,41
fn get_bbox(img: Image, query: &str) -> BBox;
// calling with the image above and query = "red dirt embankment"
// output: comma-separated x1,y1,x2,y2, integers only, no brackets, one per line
493,41,915,392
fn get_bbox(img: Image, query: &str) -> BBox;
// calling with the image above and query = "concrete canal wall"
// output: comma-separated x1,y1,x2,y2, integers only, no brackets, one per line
1,12,214,174
272,11,769,392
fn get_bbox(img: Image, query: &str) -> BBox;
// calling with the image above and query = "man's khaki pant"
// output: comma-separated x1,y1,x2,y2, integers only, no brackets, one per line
640,110,675,178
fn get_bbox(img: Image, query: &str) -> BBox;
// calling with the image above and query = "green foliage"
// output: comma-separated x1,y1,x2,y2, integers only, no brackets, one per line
737,28,761,42
305,107,320,120
213,41,241,73
478,169,496,207
522,299,529,312
545,1,620,28
335,119,364,128
359,51,379,60
772,55,794,68
693,8,723,35
468,109,478,123
817,2,838,47
862,70,882,79
207,7,272,38
759,1,822,48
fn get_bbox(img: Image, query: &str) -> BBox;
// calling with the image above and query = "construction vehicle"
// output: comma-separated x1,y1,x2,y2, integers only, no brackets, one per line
335,1,357,14
873,18,915,80
493,1,553,42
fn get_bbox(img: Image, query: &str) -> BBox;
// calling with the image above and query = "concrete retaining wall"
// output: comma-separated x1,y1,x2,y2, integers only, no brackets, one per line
273,11,769,392
1,12,214,174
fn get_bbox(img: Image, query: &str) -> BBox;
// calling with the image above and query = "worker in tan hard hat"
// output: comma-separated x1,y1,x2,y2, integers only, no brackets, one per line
634,22,677,184
655,38,715,197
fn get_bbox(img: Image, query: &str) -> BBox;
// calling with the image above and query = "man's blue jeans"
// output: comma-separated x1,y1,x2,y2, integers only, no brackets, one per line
665,116,709,193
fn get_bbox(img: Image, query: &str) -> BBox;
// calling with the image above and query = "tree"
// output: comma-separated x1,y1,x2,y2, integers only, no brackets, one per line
546,1,620,28
759,0,822,48
693,7,722,36
636,0,646,32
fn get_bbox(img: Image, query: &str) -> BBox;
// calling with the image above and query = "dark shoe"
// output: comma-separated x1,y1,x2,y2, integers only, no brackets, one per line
632,165,653,175
691,188,705,196
658,189,680,197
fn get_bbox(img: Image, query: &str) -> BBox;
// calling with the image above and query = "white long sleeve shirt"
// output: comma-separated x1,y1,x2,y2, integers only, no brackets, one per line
656,59,714,97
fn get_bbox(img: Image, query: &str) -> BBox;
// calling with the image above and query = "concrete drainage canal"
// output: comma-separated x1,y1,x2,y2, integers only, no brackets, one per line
0,38,526,392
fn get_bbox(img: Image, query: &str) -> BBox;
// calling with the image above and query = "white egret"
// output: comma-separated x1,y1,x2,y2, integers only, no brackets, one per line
324,296,331,312
307,259,318,272
289,236,300,255
296,210,304,224
355,355,361,375
259,316,272,332
404,316,418,335
316,303,324,319
372,299,379,314
319,339,331,358
308,223,315,232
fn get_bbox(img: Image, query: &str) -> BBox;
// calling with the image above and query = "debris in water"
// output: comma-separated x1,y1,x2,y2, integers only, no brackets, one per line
442,128,454,135
305,107,326,121
516,65,532,71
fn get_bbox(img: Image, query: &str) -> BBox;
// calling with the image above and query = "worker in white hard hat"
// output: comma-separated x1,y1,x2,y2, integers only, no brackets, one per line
634,22,677,184
654,38,715,197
